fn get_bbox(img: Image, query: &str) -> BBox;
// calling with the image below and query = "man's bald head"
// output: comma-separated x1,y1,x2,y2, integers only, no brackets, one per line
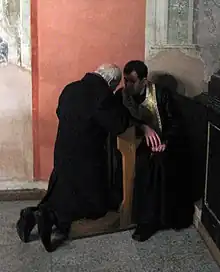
95,64,122,91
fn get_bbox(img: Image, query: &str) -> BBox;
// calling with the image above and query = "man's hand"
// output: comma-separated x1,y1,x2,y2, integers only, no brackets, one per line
144,126,166,152
143,125,161,149
143,125,166,152
151,143,166,153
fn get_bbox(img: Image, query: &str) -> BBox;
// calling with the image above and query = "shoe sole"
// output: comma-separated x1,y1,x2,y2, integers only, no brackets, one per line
16,212,36,243
16,219,29,243
36,212,53,252
132,234,148,242
132,228,160,242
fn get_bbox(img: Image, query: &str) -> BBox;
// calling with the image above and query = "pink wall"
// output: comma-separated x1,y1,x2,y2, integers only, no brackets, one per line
32,0,146,180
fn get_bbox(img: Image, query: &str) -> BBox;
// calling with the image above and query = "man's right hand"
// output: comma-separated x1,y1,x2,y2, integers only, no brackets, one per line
143,125,162,151
151,143,166,153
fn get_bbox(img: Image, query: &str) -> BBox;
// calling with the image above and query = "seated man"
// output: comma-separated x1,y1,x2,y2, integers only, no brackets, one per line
16,64,131,252
116,60,194,241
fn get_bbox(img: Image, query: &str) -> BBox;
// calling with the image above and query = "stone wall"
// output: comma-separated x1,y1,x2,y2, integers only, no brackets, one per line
145,0,220,97
0,0,31,68
198,0,220,80
0,0,33,184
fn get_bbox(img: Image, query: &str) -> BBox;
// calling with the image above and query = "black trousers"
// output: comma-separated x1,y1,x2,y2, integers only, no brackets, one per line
39,163,109,233
132,139,171,225
132,137,195,228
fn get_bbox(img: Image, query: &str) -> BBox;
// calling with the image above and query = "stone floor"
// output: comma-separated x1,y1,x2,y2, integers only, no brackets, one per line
0,201,219,272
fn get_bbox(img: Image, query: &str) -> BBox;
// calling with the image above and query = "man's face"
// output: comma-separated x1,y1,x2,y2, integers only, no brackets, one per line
124,71,147,96
109,78,120,92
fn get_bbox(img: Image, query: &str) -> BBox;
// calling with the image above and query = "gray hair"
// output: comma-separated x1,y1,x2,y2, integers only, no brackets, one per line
95,64,122,88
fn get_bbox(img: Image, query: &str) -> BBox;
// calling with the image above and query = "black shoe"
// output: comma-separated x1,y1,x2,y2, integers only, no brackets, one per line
16,207,37,243
36,207,54,252
132,223,160,242
54,229,69,240
54,228,69,244
172,222,192,231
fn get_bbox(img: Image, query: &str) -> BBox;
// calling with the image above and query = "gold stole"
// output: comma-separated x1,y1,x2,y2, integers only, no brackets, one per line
141,83,162,134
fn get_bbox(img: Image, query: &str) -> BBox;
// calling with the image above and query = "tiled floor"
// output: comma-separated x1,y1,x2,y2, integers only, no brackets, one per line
0,201,219,272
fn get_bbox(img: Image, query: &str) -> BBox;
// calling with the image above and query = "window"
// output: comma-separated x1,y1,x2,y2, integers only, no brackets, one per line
145,0,198,56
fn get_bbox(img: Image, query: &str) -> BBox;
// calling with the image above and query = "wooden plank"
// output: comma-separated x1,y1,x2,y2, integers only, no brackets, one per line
117,126,136,228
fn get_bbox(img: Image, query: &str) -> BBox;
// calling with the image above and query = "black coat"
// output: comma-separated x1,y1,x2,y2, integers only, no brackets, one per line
114,85,179,144
41,73,130,225
114,86,194,228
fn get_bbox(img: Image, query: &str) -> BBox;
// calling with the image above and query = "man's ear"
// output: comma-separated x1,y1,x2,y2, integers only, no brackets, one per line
141,77,147,84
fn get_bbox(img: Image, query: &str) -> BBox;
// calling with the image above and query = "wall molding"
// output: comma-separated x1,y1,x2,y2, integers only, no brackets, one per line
0,181,46,201
194,203,202,228
0,180,47,191
197,221,220,268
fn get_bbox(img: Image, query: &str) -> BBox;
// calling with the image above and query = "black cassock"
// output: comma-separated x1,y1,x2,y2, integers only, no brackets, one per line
114,86,195,229
39,73,130,232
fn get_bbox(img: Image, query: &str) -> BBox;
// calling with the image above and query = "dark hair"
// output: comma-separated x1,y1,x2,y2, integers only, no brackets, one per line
123,60,148,80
